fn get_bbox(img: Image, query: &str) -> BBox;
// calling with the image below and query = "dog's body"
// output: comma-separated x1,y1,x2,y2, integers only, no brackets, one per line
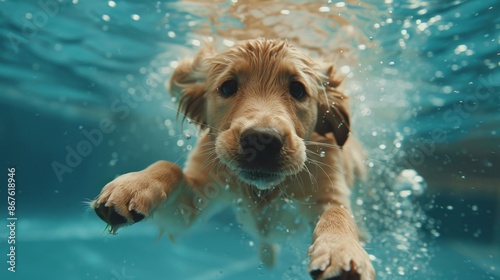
92,39,375,280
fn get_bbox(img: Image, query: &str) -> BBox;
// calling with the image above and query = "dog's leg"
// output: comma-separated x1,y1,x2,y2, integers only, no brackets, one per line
259,242,279,267
308,205,375,280
91,160,187,234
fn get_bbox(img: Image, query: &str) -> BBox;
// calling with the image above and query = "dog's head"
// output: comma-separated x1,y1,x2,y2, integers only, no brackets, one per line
170,39,350,190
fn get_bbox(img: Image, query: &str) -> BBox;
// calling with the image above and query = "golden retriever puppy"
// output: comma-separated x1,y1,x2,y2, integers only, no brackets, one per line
92,39,375,280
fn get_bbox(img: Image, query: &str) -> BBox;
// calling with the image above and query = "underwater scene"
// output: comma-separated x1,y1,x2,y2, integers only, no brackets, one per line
0,0,499,279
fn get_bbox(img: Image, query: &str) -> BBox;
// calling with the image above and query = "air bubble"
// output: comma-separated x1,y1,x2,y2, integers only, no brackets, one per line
393,169,427,197
431,229,440,237
397,266,405,276
319,151,326,157
294,216,301,224
399,190,412,197
396,244,408,251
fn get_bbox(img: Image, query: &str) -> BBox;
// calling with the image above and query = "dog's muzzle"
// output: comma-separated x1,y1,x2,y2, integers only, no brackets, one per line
237,127,286,189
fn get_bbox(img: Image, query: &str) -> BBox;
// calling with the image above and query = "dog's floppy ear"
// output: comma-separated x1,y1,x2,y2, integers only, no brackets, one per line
314,65,350,147
169,44,214,126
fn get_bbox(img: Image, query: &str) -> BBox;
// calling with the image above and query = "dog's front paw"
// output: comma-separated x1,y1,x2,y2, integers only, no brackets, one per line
91,172,168,234
308,236,375,280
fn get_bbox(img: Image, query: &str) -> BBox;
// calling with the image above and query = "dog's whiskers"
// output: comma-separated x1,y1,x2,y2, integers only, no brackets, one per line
307,156,347,176
302,164,319,192
304,140,343,150
363,157,399,168
305,140,400,169
199,154,217,170
162,104,222,134
305,159,335,188
293,170,307,200
305,149,324,157
199,150,220,170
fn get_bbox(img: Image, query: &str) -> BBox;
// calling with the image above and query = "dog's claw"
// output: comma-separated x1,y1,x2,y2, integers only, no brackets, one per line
131,210,145,223
308,238,374,280
310,269,360,280
310,269,323,280
93,202,145,234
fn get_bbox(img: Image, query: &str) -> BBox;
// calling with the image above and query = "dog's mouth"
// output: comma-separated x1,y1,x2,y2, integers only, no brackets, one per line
237,169,286,190
215,125,307,190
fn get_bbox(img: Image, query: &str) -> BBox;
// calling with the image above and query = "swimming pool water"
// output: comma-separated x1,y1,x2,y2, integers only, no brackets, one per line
1,0,499,279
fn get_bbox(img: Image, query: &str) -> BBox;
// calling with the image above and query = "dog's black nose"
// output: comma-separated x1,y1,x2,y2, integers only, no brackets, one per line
240,127,284,168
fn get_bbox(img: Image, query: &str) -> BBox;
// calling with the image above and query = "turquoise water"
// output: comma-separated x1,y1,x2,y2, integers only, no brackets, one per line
1,0,499,279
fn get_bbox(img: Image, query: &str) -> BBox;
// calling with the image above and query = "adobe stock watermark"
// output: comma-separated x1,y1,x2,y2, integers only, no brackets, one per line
400,74,497,168
110,266,135,280
51,82,159,183
7,0,67,53
177,169,233,225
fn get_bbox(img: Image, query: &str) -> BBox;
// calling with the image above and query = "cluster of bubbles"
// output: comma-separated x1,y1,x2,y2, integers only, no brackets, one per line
139,0,454,278
351,163,433,278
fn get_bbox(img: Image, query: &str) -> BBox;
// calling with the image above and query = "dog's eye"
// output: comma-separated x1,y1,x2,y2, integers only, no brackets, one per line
219,80,238,97
289,81,306,99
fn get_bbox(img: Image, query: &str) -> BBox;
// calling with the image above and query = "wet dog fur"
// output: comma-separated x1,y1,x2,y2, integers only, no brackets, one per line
92,39,375,280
